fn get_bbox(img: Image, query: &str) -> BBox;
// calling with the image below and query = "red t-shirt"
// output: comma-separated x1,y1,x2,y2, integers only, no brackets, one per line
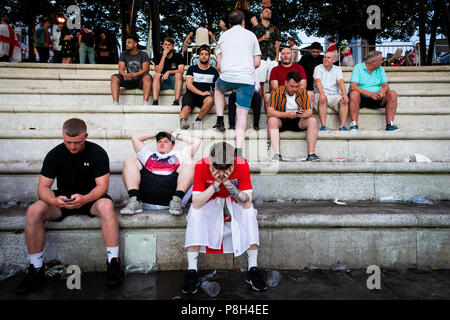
192,157,252,201
269,64,306,86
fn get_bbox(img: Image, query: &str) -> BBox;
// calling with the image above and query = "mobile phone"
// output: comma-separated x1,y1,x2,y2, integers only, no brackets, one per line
296,111,302,114
63,198,75,202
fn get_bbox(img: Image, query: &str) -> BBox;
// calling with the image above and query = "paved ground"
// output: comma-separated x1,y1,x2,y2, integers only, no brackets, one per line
1,268,449,300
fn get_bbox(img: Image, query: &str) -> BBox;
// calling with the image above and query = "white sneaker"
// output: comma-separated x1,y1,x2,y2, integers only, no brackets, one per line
120,196,143,215
169,196,182,215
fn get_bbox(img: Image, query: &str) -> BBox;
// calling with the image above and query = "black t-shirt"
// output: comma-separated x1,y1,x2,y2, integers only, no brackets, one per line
40,141,110,197
185,64,219,93
299,53,324,91
154,51,184,74
119,50,150,74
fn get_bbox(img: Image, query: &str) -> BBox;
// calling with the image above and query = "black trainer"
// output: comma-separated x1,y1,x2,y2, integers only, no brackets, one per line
182,269,201,294
106,257,123,286
306,153,321,162
152,99,159,105
245,267,268,292
213,121,225,132
16,264,45,295
172,99,179,106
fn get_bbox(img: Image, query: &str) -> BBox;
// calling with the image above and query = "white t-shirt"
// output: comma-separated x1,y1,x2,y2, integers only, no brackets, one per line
285,94,298,112
313,64,343,96
216,25,261,85
137,145,189,176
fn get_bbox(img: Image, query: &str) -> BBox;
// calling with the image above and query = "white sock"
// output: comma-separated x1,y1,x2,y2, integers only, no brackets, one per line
187,251,199,271
106,246,119,263
351,121,357,126
247,249,258,270
28,251,44,269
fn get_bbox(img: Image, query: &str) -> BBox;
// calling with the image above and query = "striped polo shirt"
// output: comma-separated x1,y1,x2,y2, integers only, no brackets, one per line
268,86,310,112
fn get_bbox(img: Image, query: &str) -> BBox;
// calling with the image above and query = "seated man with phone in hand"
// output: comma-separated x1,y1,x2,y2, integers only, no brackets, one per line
267,71,321,162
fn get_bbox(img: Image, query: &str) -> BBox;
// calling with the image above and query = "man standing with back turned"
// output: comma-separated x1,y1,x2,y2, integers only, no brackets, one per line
213,10,261,158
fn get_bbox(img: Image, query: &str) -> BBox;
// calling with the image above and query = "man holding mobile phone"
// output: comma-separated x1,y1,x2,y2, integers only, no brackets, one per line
16,118,122,295
267,71,320,162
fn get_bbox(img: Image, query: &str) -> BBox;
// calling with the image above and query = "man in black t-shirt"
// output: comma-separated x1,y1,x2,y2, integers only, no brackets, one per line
111,34,152,105
299,42,324,107
16,119,122,295
179,45,219,130
152,37,185,106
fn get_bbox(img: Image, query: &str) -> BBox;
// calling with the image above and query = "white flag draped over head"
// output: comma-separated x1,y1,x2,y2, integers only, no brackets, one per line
0,24,22,62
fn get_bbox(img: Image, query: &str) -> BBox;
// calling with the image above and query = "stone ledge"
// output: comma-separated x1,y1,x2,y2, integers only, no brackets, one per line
1,128,450,140
1,202,449,232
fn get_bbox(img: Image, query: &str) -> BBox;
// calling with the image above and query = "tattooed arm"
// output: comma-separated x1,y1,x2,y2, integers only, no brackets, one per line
223,181,252,209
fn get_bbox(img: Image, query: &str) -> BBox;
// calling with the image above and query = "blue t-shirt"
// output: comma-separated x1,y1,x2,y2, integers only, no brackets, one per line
350,63,388,93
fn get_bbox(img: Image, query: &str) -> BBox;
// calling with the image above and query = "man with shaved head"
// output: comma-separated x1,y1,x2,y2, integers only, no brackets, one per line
313,51,349,131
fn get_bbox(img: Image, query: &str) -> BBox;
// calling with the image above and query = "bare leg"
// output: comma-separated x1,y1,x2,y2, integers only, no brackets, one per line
174,73,183,101
382,90,398,124
268,117,282,154
90,198,119,247
197,96,214,120
299,117,318,154
339,98,349,127
235,107,249,149
349,91,361,123
307,91,315,109
111,75,120,103
214,88,225,116
176,160,195,192
263,92,271,111
318,99,327,127
152,73,162,101
180,106,191,120
25,200,61,254
122,156,143,191
142,74,152,102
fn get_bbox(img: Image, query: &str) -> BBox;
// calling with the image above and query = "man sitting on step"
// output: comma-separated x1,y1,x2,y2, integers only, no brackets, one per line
179,45,219,130
111,34,152,105
16,118,122,295
152,37,185,106
182,142,267,295
349,50,399,131
313,51,349,131
120,130,200,215
267,71,320,162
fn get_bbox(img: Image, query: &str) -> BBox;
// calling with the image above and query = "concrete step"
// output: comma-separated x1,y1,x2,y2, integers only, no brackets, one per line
0,160,449,203
1,202,449,271
1,104,450,131
1,129,450,163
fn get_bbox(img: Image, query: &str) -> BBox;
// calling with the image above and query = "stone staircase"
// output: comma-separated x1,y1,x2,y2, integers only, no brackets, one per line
0,62,449,271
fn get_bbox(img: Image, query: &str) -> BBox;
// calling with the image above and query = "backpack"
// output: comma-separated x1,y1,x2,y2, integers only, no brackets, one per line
84,30,94,47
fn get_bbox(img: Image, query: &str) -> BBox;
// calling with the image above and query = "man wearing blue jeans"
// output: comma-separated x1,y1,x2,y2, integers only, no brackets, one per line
77,26,95,64
214,10,261,158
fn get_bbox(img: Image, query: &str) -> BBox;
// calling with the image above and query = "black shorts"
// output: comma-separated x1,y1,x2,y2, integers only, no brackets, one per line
279,118,306,132
53,190,112,222
112,73,151,89
139,168,178,206
360,95,385,108
182,90,208,110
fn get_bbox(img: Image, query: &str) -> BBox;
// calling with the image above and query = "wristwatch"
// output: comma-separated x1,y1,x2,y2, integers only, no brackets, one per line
212,184,221,192
176,133,181,140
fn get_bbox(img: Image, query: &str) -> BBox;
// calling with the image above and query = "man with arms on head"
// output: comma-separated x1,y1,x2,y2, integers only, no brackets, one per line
180,45,219,130
214,10,261,158
16,118,121,295
267,71,320,162
111,34,152,105
182,142,267,294
299,42,324,108
264,46,306,109
120,130,201,216
253,7,280,101
349,50,399,131
152,38,185,106
313,51,349,131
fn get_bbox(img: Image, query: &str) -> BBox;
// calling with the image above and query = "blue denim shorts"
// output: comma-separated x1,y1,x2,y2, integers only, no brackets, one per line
161,74,175,90
215,77,254,110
